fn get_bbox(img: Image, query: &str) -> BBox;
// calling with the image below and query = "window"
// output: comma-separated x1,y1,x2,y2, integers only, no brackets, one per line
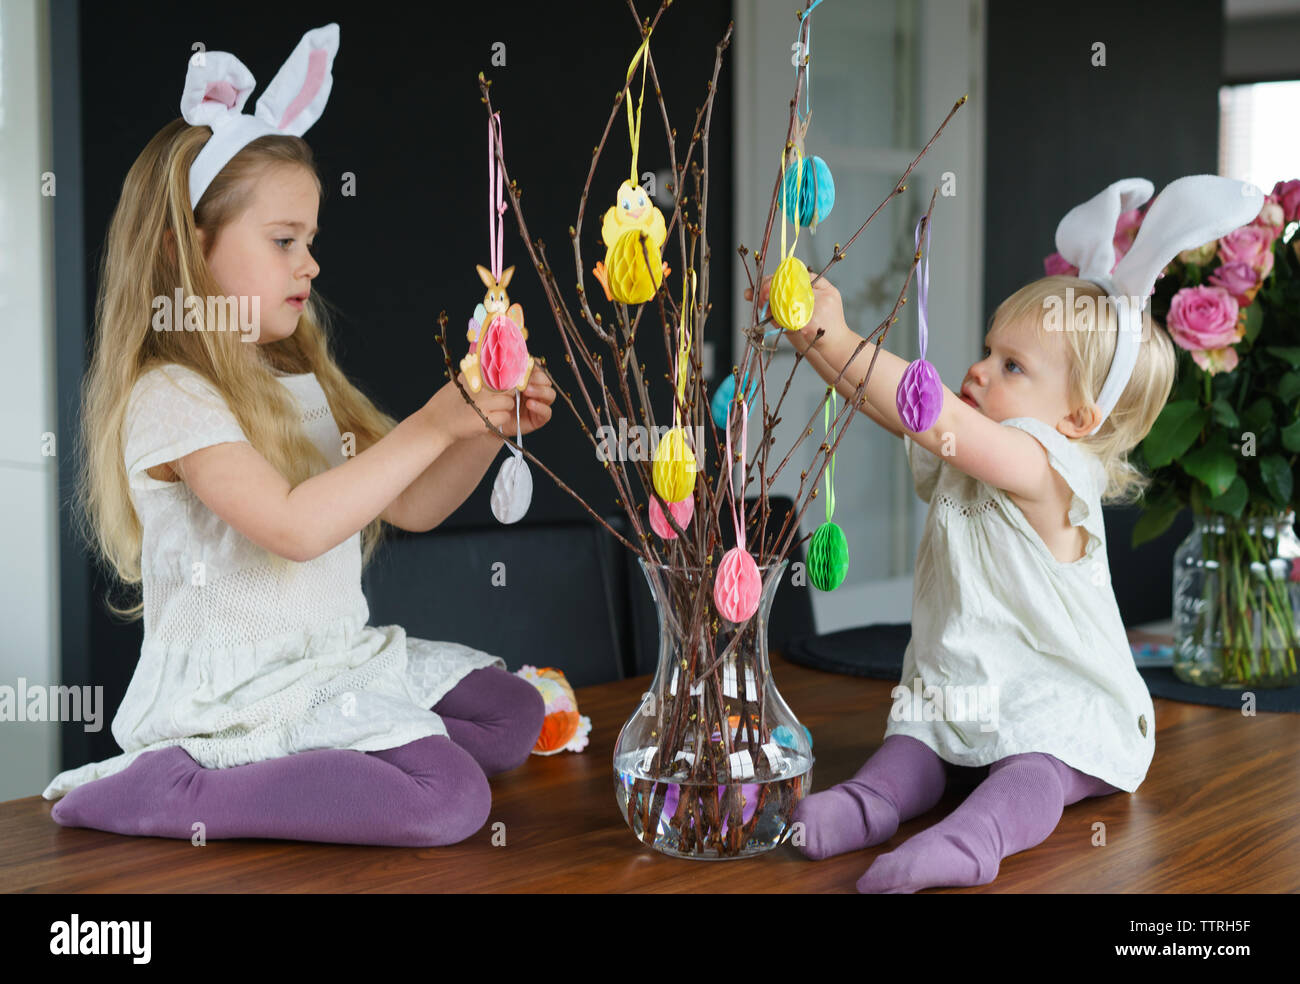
1218,80,1300,192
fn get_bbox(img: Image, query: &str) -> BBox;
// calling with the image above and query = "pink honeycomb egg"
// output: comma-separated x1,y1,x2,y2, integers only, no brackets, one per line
649,494,694,539
713,546,761,622
480,314,528,391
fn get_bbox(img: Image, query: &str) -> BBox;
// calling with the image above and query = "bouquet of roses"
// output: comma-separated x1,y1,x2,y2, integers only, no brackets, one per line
1047,178,1300,543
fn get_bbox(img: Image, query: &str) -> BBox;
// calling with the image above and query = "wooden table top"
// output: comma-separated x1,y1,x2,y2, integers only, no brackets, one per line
3,646,1297,893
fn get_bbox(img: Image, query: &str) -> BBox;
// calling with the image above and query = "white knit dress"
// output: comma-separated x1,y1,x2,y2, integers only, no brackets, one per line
883,416,1155,793
42,364,504,800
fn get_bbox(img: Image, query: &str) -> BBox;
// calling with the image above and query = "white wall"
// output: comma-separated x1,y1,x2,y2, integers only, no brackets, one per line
0,0,61,802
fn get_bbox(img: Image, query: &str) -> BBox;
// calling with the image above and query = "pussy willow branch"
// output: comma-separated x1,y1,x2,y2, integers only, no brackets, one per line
768,188,939,565
737,91,966,564
479,77,666,560
466,0,732,569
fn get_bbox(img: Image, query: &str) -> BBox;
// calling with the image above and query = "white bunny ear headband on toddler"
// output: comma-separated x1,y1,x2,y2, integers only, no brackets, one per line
180,23,340,210
1053,174,1264,435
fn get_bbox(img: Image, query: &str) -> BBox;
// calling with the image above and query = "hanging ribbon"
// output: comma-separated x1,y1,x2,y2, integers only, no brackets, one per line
714,396,762,622
807,386,849,591
780,147,805,262
769,148,815,333
674,269,695,430
823,391,836,523
487,111,506,282
792,0,825,122
915,213,932,372
726,396,749,553
625,29,653,184
894,212,943,433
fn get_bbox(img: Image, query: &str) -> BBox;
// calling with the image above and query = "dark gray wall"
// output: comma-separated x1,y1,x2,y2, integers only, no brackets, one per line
984,0,1225,625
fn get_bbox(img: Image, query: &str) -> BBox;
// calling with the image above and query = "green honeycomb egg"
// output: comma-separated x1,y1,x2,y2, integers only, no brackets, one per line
808,521,849,591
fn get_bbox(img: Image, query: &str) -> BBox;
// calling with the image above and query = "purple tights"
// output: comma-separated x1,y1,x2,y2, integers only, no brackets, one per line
793,734,1120,893
49,666,545,847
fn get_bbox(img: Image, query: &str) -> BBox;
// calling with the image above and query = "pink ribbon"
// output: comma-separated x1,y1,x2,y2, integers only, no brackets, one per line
724,396,749,550
487,113,506,281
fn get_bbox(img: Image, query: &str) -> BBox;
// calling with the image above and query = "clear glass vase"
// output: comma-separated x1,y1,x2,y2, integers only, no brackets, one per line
1172,508,1300,688
613,556,814,859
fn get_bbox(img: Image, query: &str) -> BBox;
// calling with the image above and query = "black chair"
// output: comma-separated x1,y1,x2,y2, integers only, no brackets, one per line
361,518,629,688
361,495,815,688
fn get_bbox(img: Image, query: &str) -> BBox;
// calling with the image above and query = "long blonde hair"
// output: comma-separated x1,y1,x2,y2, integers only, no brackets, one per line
75,117,399,620
991,275,1177,506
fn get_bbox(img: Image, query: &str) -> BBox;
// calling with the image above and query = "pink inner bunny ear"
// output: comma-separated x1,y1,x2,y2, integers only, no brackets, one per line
254,23,339,137
180,51,257,127
202,80,239,110
277,48,328,129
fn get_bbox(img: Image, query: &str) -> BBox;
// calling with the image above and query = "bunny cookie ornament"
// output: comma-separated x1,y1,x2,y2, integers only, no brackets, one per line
462,262,534,395
463,113,535,396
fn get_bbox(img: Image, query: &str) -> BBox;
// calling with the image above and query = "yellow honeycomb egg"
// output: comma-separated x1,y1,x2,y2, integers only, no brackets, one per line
652,426,697,502
606,228,663,304
771,255,814,331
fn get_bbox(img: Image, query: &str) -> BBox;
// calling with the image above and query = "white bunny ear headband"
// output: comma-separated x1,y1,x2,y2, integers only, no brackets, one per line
180,23,339,210
1054,174,1264,435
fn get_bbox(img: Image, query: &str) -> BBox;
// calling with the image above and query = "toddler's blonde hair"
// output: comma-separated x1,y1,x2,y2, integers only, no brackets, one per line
75,117,401,620
990,275,1177,506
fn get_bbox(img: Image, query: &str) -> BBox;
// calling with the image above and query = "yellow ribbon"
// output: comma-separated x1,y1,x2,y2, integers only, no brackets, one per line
779,147,806,262
625,29,653,183
674,268,695,429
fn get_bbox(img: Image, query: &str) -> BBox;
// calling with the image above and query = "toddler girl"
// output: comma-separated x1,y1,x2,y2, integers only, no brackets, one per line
746,175,1263,892
45,24,556,847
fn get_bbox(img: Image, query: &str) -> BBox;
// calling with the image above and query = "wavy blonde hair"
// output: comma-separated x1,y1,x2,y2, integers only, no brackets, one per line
74,117,399,620
991,275,1177,506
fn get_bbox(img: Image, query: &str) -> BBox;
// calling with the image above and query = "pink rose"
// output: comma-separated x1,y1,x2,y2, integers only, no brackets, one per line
1207,261,1260,307
1252,196,1286,239
1167,285,1241,354
1112,208,1144,265
1044,252,1079,277
1190,346,1240,375
1219,225,1276,276
1273,179,1300,224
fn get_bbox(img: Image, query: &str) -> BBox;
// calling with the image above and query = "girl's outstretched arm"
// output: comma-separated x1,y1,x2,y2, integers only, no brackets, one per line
173,402,454,562
170,376,516,562
751,277,1056,500
379,430,504,533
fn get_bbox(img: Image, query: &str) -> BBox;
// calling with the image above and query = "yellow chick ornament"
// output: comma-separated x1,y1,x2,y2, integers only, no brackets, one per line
593,181,672,305
591,33,672,305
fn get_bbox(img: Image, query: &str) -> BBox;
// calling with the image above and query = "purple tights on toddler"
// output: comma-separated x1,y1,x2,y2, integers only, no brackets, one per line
793,733,1120,893
49,666,545,847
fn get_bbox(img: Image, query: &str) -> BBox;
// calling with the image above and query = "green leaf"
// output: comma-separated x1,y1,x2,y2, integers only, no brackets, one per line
1243,302,1265,345
1133,488,1185,548
1259,454,1294,506
1279,371,1300,404
1211,396,1240,430
1132,490,1182,548
1241,397,1275,442
1142,400,1207,468
1181,442,1238,497
1265,345,1300,368
1283,417,1300,453
1207,474,1248,517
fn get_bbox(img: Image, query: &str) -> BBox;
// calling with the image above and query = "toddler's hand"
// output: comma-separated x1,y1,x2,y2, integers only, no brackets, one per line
744,272,848,347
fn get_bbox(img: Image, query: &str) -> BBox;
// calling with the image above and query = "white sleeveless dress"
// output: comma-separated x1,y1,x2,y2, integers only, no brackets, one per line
883,416,1155,793
42,364,504,800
